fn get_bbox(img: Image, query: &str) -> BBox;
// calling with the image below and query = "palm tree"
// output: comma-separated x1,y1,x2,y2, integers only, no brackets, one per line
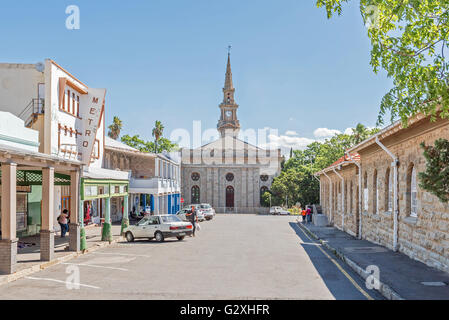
152,120,164,153
108,116,123,140
351,123,368,145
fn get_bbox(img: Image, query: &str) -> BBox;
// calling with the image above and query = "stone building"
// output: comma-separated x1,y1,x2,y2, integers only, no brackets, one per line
104,137,181,217
316,113,449,273
181,54,282,213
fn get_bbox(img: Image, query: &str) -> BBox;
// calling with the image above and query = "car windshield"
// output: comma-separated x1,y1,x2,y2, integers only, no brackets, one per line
137,217,151,226
200,204,211,209
161,215,182,223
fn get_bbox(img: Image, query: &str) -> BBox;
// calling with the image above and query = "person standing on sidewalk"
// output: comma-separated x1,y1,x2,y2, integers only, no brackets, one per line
306,206,312,223
301,208,307,223
57,209,69,238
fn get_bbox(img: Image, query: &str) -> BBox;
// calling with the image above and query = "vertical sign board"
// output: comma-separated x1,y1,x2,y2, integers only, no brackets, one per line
77,88,106,164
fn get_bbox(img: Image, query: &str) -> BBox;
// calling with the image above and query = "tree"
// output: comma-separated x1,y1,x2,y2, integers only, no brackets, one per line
121,135,179,154
107,116,123,140
317,1,449,125
419,139,449,203
152,120,164,153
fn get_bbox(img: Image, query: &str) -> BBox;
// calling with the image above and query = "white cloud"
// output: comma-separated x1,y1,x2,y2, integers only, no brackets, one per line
285,130,298,136
344,127,354,135
313,128,341,138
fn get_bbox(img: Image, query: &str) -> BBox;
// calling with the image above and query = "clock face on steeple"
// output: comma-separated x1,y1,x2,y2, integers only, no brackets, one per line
225,110,232,119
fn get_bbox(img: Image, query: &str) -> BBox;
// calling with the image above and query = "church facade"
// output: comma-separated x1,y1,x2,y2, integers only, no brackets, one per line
181,54,282,213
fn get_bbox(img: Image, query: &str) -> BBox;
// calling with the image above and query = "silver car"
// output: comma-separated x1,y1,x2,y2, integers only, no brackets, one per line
124,215,193,242
198,203,215,220
176,206,205,222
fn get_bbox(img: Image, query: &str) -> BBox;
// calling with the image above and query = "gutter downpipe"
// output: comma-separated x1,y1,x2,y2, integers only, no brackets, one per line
375,136,399,252
313,174,321,205
332,166,345,231
322,171,333,224
346,152,363,240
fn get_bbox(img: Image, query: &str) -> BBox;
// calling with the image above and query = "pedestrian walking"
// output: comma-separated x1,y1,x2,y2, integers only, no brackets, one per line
57,209,69,238
186,206,198,237
306,206,312,223
301,209,306,223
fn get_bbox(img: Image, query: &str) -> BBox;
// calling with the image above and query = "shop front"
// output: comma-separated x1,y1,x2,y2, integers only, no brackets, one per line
80,178,129,244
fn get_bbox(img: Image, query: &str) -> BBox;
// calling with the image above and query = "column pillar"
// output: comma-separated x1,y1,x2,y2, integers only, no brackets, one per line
102,197,112,242
69,170,80,252
121,195,129,235
0,163,18,274
40,167,55,261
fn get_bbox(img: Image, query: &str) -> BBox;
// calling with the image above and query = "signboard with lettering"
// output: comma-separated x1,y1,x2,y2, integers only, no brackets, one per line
77,88,106,164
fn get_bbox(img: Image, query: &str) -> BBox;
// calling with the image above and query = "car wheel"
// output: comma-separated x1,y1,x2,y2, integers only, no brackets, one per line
177,236,185,241
125,231,134,242
154,231,164,242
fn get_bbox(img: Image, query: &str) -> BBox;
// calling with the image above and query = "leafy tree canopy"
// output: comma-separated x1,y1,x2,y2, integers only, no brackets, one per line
121,134,179,154
317,0,449,125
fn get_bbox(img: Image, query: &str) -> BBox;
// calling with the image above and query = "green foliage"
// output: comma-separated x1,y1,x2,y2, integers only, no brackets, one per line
419,139,449,203
108,116,123,140
270,123,378,207
152,120,165,153
317,0,449,125
261,191,271,207
121,134,179,153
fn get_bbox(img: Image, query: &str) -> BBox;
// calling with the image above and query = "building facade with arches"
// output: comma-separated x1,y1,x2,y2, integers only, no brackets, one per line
180,53,282,213
316,113,449,273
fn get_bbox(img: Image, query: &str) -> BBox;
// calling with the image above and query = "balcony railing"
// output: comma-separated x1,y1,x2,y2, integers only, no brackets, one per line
18,98,44,127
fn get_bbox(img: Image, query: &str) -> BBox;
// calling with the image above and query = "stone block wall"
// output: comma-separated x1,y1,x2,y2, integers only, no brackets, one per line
320,117,449,273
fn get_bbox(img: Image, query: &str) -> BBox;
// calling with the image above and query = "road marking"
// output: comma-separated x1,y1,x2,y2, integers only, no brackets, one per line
24,276,100,289
92,252,151,258
296,225,375,300
61,263,128,271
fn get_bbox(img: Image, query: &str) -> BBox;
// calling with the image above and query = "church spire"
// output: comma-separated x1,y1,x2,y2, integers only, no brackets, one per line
217,47,240,138
224,49,234,90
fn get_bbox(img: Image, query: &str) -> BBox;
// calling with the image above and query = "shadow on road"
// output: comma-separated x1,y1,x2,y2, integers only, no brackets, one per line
288,221,373,300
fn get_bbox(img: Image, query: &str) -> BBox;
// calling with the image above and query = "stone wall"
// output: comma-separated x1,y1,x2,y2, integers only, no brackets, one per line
320,117,449,273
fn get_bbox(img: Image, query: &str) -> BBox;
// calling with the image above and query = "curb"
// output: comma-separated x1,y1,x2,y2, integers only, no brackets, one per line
297,221,404,300
0,236,124,287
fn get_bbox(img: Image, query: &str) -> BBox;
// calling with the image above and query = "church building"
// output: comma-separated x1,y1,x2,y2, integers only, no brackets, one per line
181,53,282,213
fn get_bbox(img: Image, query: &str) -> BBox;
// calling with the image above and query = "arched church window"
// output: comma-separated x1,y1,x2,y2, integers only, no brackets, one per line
260,175,269,182
191,172,200,181
191,186,200,204
226,173,234,182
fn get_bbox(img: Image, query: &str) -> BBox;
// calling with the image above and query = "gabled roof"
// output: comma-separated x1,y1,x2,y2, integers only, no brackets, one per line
191,135,266,152
105,136,140,152
329,152,360,167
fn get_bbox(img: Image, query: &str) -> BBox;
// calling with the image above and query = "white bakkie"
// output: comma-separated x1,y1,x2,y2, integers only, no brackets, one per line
124,215,193,242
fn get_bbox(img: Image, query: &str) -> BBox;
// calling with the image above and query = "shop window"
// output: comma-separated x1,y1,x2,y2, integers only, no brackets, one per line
385,168,393,212
363,171,368,212
407,163,418,217
373,169,378,214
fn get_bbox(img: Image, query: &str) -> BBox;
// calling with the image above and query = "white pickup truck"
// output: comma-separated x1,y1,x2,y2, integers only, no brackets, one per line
123,215,193,242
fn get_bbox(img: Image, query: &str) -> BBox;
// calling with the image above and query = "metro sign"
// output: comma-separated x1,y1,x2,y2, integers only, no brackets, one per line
180,197,184,204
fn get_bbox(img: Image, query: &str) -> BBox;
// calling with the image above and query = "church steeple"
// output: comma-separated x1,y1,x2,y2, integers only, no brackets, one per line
217,48,240,137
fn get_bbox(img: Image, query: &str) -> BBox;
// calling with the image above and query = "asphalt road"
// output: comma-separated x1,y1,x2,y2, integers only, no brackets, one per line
0,214,383,300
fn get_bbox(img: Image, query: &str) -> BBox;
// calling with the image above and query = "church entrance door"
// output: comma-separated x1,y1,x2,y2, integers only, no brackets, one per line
226,186,234,210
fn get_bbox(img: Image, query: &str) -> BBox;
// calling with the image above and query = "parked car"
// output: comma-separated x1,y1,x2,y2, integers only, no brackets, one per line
270,206,290,215
124,215,193,242
198,203,215,220
176,206,205,222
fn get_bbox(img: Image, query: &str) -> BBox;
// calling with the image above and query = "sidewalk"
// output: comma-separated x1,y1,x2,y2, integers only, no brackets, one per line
298,220,449,300
0,224,123,286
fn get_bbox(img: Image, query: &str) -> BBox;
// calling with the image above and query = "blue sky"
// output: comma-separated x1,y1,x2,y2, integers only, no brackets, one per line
0,0,392,152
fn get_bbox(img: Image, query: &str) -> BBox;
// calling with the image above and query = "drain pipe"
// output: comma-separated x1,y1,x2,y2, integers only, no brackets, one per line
346,152,363,239
323,171,333,224
375,136,399,252
313,174,321,205
332,166,345,231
